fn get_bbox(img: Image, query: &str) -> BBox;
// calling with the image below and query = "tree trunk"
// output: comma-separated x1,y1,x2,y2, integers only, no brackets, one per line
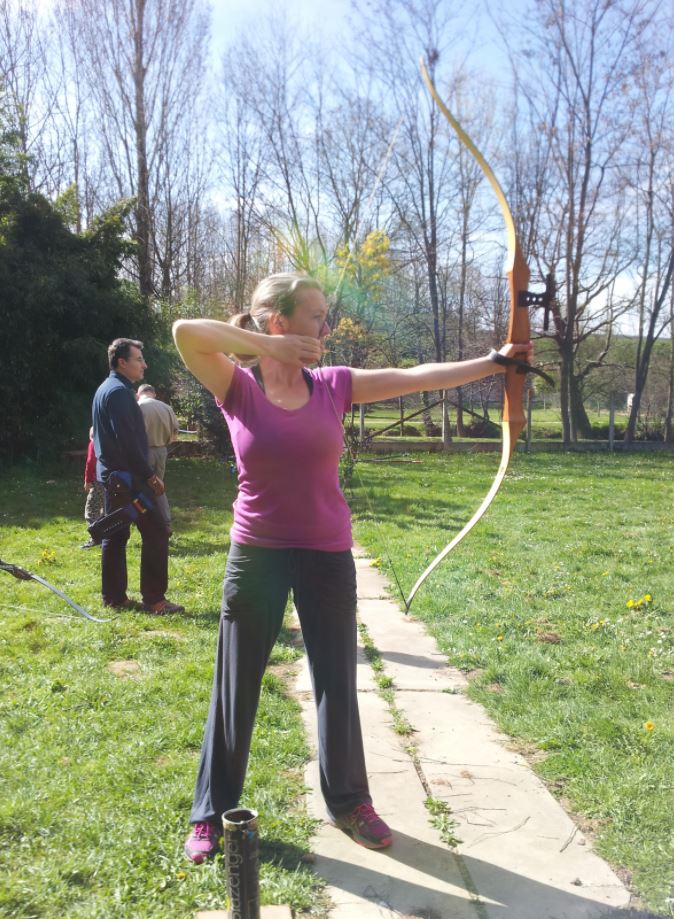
568,371,593,439
441,391,451,448
626,249,674,444
421,391,434,435
559,353,572,445
133,0,153,297
665,323,673,443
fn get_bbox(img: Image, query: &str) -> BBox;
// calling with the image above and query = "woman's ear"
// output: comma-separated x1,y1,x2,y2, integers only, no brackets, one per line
268,311,289,333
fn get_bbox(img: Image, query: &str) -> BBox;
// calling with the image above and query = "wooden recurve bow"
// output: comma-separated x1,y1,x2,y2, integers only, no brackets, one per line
405,60,552,612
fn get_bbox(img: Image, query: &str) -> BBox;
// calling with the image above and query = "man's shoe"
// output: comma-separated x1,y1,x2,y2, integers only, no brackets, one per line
142,599,185,615
185,821,222,863
329,803,393,849
104,597,140,610
80,539,97,549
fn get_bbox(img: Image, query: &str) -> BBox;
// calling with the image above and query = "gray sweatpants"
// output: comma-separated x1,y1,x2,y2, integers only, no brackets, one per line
147,445,171,529
84,481,105,526
190,543,371,824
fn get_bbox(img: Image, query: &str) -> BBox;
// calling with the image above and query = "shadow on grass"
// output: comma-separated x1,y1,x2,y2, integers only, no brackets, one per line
259,837,313,871
179,607,222,628
169,540,230,558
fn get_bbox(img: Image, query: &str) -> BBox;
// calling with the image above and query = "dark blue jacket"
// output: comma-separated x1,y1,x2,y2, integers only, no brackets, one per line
92,371,153,485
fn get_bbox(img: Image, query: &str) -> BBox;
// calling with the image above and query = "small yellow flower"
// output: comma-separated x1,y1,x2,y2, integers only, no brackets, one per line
643,721,655,732
590,622,600,631
626,599,635,608
643,594,652,602
496,635,504,641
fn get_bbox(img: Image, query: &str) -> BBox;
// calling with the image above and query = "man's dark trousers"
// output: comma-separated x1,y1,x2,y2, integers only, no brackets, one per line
101,483,169,606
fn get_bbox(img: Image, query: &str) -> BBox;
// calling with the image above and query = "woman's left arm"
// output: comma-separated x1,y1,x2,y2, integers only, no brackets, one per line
351,344,528,404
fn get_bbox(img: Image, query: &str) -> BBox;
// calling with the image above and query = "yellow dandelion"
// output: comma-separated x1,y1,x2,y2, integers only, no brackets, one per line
626,599,635,608
643,594,652,602
643,721,655,732
496,635,504,641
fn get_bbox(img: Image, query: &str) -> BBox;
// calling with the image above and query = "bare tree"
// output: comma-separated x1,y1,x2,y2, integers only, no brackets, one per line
56,0,210,298
216,17,402,319
220,20,326,262
350,0,460,367
623,36,674,441
505,0,660,442
665,268,674,443
350,0,511,444
215,89,266,311
0,0,57,190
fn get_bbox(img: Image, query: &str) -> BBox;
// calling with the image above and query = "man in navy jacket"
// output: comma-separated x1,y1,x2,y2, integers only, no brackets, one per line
92,338,184,614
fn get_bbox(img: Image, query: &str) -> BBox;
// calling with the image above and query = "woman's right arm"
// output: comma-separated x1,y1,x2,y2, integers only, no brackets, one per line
172,320,259,401
172,319,322,401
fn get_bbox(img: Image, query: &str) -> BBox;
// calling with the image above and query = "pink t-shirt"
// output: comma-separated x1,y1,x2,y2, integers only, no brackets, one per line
217,365,353,551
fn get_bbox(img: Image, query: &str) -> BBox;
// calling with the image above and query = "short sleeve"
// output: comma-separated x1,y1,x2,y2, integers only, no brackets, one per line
216,364,250,413
314,366,352,415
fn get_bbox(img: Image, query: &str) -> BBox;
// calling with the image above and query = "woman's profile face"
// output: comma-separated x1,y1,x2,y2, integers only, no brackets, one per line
283,288,331,341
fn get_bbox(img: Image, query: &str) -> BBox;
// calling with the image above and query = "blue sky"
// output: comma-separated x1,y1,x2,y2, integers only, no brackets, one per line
209,0,517,87
211,0,348,45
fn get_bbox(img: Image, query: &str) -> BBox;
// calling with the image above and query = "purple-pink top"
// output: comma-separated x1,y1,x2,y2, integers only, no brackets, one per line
217,364,353,551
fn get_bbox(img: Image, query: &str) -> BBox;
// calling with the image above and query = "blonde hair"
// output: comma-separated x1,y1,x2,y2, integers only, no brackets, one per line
228,272,323,363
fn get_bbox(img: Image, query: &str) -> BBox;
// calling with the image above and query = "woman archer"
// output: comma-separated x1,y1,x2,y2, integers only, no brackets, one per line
173,271,528,860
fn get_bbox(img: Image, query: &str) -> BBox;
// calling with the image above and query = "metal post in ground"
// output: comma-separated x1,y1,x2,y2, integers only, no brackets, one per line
223,808,260,919
526,384,533,453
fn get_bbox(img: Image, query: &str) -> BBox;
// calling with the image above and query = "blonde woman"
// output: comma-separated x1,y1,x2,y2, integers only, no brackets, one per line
174,272,526,861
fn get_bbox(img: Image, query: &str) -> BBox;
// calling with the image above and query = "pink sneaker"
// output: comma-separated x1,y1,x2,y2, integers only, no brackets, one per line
184,821,223,863
329,803,393,849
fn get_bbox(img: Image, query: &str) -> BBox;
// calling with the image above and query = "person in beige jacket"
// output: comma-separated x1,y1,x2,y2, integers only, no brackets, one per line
137,384,179,532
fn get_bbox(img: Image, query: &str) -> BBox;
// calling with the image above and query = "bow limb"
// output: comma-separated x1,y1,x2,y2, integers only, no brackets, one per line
405,424,513,609
0,559,111,623
405,62,532,611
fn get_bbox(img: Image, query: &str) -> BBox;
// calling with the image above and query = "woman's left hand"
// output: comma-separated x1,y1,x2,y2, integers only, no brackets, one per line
498,341,534,364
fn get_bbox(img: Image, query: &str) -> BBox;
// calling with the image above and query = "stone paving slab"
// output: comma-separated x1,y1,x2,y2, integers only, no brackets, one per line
298,664,481,918
295,549,634,918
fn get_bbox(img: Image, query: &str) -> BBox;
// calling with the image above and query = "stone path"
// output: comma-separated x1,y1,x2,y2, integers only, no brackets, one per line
295,547,637,919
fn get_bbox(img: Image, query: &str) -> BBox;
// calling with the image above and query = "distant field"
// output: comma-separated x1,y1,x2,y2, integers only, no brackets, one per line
347,399,626,440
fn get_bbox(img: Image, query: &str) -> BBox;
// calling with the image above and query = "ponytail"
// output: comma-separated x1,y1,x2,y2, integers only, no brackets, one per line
228,311,260,365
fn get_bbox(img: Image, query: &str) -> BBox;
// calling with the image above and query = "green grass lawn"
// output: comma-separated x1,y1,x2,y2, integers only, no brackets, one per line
0,459,323,918
2,451,672,916
349,449,674,915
